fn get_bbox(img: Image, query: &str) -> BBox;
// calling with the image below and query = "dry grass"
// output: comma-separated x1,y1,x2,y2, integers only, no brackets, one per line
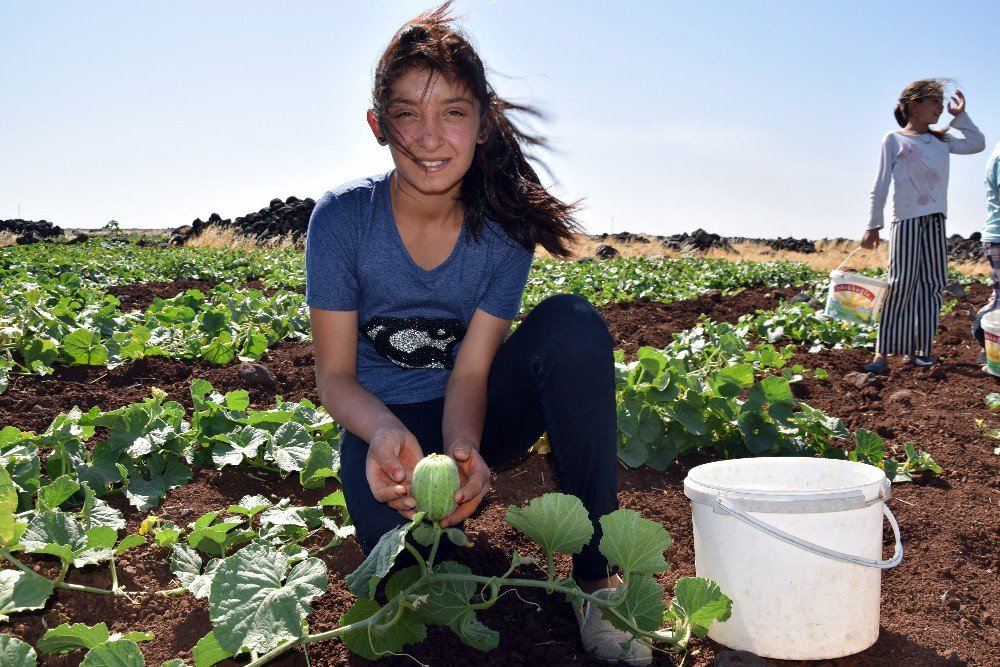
0,231,17,247
183,225,301,251
549,233,988,278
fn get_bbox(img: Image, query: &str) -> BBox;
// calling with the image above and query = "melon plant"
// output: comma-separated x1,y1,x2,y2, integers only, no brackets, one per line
411,453,460,521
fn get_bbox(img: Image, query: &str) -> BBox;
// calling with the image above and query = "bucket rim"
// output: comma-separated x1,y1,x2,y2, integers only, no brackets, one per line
828,270,887,288
683,458,890,513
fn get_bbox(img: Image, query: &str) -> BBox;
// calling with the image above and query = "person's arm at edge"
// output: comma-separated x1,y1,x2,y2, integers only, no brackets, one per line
438,308,511,527
310,306,421,517
863,135,895,248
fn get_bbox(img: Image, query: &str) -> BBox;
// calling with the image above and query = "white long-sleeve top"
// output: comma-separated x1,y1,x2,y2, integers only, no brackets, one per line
867,112,985,230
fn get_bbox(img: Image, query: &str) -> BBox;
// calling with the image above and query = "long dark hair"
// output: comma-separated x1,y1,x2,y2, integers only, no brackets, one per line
893,78,952,142
371,2,581,257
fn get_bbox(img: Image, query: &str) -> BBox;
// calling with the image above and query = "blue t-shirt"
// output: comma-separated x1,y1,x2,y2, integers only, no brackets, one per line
305,171,535,404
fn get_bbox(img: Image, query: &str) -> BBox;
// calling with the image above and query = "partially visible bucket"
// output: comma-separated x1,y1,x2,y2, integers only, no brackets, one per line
826,270,888,325
982,311,1000,377
683,458,902,660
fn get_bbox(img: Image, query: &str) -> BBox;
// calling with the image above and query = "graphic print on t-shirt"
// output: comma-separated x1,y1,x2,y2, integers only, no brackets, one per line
361,316,466,370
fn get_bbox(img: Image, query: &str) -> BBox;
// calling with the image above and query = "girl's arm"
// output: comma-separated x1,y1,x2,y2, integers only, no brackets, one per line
439,308,511,527
947,112,986,155
866,134,896,231
310,307,423,518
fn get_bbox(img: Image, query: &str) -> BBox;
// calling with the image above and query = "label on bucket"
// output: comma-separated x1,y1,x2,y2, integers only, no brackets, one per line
827,282,880,324
984,330,1000,375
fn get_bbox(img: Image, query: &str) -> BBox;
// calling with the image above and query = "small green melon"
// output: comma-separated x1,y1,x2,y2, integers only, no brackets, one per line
411,453,460,521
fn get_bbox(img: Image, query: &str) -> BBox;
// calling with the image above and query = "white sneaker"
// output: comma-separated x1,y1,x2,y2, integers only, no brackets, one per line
572,587,653,665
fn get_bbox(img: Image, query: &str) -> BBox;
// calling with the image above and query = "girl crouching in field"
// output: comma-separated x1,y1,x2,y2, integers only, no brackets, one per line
861,79,984,374
305,5,651,664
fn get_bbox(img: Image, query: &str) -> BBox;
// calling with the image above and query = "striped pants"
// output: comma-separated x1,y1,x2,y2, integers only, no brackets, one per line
876,213,947,356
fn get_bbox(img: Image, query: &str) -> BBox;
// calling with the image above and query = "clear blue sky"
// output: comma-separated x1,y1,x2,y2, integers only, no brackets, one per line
2,1,998,240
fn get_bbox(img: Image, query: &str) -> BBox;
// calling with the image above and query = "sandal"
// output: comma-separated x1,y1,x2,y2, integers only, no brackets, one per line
572,586,652,665
912,356,939,367
862,358,888,374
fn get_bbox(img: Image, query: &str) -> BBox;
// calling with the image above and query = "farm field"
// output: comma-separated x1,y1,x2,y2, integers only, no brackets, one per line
0,241,997,666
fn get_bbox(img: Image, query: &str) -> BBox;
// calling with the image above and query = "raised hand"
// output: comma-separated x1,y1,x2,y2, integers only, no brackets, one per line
948,90,966,116
439,440,491,528
366,425,424,518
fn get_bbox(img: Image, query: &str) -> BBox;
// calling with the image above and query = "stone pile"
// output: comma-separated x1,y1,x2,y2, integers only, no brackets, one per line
0,219,64,245
659,228,731,252
171,196,316,246
947,232,983,263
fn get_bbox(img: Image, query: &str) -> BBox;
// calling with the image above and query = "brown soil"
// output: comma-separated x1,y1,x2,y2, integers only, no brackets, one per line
2,284,997,666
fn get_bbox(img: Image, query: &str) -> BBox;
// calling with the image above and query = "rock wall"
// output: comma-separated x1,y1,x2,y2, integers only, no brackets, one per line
0,219,64,244
171,196,315,246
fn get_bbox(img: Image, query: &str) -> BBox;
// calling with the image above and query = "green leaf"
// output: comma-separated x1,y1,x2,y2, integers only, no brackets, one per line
0,568,54,621
318,490,346,508
226,494,271,517
0,467,18,546
22,509,87,561
266,422,313,473
986,392,1000,410
299,440,339,488
346,521,417,599
669,577,732,638
449,610,499,651
0,635,37,667
223,390,250,412
665,396,709,436
202,332,235,365
191,632,231,667
604,574,665,634
737,411,781,454
61,329,109,365
748,375,793,405
853,429,886,464
115,534,146,556
208,541,327,655
339,597,427,660
713,363,755,393
37,622,111,653
210,427,268,469
80,639,145,666
38,474,80,510
121,454,191,510
504,493,594,558
170,544,220,599
395,562,476,626
599,509,672,576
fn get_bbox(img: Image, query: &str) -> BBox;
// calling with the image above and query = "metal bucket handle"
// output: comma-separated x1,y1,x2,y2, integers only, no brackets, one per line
715,497,903,569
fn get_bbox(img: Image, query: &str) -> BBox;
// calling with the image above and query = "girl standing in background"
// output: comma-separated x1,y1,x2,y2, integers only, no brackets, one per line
861,79,984,373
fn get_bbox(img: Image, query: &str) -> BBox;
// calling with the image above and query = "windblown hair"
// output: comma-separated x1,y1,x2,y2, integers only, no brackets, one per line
371,2,581,257
893,78,953,142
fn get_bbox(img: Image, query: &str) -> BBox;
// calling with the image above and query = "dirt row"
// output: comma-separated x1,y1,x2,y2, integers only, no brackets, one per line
1,283,997,666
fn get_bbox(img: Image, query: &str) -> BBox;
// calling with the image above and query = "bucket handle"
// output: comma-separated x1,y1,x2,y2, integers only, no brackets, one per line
834,244,886,273
715,497,903,569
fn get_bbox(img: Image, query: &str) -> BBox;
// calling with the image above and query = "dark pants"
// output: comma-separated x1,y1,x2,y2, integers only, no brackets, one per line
340,294,619,581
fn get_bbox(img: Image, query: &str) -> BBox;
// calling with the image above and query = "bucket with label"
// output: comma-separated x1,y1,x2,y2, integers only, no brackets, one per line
982,311,1000,377
825,246,888,325
683,457,902,660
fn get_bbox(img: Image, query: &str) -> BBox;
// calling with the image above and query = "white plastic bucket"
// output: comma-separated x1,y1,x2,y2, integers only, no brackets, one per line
982,311,1000,377
826,270,888,325
683,458,902,660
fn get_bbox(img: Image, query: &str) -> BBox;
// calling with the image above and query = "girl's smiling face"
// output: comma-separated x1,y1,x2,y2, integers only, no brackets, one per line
370,67,485,200
907,95,944,127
